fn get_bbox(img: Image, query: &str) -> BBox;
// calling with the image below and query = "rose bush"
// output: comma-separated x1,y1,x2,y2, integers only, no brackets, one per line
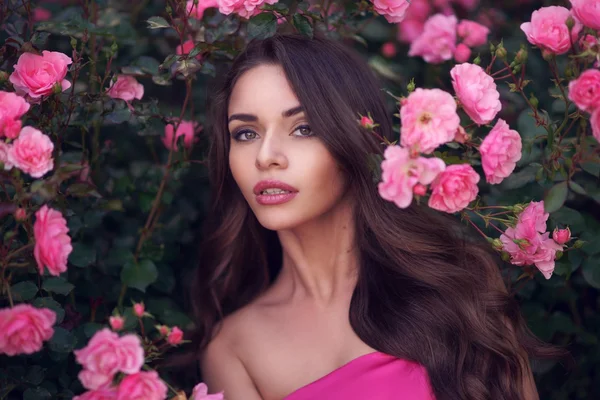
0,0,599,399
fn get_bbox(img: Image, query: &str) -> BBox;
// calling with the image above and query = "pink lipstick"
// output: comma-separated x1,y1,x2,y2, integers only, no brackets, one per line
253,180,299,205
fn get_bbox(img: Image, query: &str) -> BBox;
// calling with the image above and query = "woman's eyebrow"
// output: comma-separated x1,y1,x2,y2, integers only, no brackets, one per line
228,105,304,123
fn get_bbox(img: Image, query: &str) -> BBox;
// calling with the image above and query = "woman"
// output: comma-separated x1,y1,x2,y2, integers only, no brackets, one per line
189,33,560,400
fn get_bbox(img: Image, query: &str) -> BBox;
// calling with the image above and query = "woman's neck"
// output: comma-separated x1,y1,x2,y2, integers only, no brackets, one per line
274,198,359,306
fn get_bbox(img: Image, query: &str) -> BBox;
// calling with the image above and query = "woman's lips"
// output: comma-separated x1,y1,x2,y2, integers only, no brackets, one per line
253,179,299,205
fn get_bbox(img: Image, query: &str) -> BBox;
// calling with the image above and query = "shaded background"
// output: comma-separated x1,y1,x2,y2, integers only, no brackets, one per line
0,0,599,398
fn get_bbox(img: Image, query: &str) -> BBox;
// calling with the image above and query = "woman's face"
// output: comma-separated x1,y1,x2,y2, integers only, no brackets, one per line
227,64,347,231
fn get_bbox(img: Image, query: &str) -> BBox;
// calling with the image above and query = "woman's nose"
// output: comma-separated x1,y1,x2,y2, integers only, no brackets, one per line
255,133,288,170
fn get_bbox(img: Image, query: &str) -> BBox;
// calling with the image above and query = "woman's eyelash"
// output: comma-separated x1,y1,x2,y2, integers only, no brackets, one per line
232,125,314,141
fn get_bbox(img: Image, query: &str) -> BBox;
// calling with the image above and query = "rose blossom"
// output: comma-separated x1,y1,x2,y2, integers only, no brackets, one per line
32,7,52,21
7,126,54,178
107,75,144,102
0,141,14,170
457,20,490,48
479,119,522,184
580,34,598,52
9,50,72,99
133,302,145,318
0,91,30,139
74,329,144,390
162,120,200,151
378,145,446,208
191,383,224,400
591,109,600,143
570,0,600,31
451,63,501,125
400,88,460,154
372,0,410,23
568,69,600,113
33,205,72,276
187,0,218,19
552,227,571,245
109,316,124,331
520,6,582,55
73,389,118,400
409,14,457,64
0,304,56,356
167,326,184,345
453,44,471,63
381,42,397,58
428,164,479,213
500,201,563,279
398,19,425,44
116,371,168,400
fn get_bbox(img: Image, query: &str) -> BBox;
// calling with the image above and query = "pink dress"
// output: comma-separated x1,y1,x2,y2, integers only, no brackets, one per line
283,352,435,400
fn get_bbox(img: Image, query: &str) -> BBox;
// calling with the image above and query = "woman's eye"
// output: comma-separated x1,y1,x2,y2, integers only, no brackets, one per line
234,130,258,141
292,125,313,137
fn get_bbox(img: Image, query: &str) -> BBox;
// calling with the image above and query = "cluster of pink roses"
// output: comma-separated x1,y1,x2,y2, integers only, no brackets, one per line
378,61,522,213
216,0,278,19
568,69,600,142
407,13,489,64
500,201,570,279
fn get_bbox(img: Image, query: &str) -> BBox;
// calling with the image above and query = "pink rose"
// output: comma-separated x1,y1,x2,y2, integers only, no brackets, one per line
0,91,30,139
7,126,54,178
116,371,168,400
109,316,124,331
187,0,218,19
0,141,13,170
428,164,479,213
74,328,144,390
552,227,571,245
568,69,600,113
520,6,582,55
397,19,425,43
32,7,52,21
409,14,457,64
591,108,600,143
157,325,170,336
400,88,460,154
404,0,431,21
372,0,410,23
381,42,397,58
9,51,72,99
191,383,224,400
73,389,118,400
500,201,563,279
580,34,599,52
0,304,56,356
133,302,145,318
457,20,490,47
570,0,600,31
107,75,144,102
479,119,522,184
14,208,27,221
451,63,501,125
453,43,471,63
162,120,200,151
378,145,446,208
167,326,184,345
34,205,72,276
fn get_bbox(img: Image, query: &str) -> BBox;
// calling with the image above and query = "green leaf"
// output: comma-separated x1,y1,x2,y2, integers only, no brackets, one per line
550,207,585,234
24,366,46,386
48,327,77,353
33,297,65,325
146,16,170,29
292,14,313,38
23,387,51,400
568,180,587,195
247,13,277,40
580,161,600,177
66,182,102,198
582,255,600,289
11,281,38,302
69,242,96,268
42,277,75,295
121,259,158,292
105,108,132,124
544,181,568,213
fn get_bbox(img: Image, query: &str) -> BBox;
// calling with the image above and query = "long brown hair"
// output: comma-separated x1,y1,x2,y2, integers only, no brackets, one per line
189,33,563,399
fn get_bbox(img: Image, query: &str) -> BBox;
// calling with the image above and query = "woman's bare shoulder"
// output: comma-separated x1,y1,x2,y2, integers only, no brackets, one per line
200,300,272,399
